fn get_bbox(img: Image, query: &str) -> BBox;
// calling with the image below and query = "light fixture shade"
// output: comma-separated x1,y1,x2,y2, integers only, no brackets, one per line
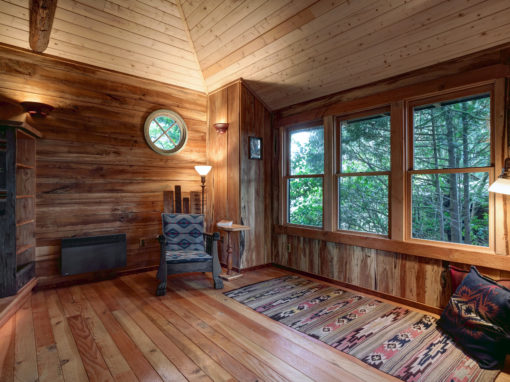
195,165,212,176
488,177,510,195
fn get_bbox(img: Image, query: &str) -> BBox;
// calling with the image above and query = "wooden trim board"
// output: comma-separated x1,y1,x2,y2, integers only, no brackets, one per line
0,277,37,329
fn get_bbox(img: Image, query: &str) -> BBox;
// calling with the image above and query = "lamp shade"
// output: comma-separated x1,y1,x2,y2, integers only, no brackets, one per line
488,177,510,195
195,165,212,176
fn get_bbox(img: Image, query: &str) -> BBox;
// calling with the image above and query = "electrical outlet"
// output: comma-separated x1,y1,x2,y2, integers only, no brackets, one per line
139,239,145,248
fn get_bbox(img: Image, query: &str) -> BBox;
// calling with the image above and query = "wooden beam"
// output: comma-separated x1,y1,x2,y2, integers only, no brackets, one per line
29,0,58,53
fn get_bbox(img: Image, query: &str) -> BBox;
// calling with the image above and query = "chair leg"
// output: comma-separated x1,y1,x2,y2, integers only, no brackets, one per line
156,281,167,296
213,275,223,289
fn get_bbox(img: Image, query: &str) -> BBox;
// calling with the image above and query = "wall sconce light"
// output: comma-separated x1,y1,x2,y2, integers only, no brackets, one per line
213,122,229,134
195,165,212,214
489,158,510,195
20,101,54,118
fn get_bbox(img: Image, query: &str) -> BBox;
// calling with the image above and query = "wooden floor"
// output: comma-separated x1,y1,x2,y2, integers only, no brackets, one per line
0,267,508,382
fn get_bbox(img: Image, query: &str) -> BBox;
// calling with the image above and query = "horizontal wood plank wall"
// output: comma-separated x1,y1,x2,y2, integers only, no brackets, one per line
239,84,272,269
0,45,207,287
272,46,510,310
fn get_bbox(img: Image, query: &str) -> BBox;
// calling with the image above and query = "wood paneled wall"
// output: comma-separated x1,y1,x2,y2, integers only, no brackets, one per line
272,45,510,311
273,234,510,311
0,45,208,287
207,81,272,269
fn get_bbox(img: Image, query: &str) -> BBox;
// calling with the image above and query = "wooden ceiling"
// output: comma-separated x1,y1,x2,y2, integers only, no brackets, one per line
1,0,510,110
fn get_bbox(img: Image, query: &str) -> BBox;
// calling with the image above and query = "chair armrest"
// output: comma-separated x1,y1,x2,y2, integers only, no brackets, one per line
204,232,220,256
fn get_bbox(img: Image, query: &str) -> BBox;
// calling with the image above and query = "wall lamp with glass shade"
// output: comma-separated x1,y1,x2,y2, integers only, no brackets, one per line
489,158,510,195
195,165,212,214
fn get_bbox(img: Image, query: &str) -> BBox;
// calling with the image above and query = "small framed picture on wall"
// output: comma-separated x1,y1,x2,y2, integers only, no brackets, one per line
249,136,262,160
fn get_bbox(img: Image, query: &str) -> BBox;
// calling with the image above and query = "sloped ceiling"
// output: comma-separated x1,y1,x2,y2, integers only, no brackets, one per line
1,0,510,110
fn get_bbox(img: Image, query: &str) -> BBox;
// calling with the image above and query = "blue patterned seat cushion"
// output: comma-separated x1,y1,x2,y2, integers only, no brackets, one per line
165,251,211,264
162,213,205,252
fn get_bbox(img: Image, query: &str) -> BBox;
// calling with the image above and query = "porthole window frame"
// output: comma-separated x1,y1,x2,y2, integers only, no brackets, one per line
144,109,188,155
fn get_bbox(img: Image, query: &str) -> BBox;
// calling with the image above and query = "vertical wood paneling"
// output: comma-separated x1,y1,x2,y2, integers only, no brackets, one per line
0,45,207,287
274,234,452,309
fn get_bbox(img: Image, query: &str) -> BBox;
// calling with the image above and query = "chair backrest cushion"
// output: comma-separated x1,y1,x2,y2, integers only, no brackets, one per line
162,213,205,251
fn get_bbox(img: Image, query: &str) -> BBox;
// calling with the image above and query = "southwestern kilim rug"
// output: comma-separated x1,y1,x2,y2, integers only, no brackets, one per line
224,275,500,382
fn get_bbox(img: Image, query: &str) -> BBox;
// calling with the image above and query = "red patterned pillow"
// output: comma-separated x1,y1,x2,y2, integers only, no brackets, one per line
449,265,510,293
438,266,510,369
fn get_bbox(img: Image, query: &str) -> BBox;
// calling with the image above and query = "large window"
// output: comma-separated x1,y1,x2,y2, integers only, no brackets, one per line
337,111,391,235
285,125,324,227
280,80,503,262
409,91,492,247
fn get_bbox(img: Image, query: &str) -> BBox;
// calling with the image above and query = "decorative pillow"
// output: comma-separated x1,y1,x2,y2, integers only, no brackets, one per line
162,213,205,252
438,266,510,369
448,265,510,294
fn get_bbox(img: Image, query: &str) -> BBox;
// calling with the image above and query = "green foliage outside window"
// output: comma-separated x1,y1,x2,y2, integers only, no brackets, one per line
412,95,490,246
339,114,390,234
288,127,324,226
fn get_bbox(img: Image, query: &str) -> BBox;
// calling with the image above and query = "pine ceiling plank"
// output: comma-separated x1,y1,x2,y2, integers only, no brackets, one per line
55,7,196,62
188,0,244,41
265,7,510,109
0,25,30,50
195,0,292,64
107,0,183,28
259,0,507,99
190,0,266,49
203,0,367,89
202,1,318,79
49,26,203,77
44,39,205,91
254,0,483,87
137,0,181,18
0,0,29,20
100,0,188,40
59,0,192,51
184,0,223,31
179,0,202,19
53,16,199,67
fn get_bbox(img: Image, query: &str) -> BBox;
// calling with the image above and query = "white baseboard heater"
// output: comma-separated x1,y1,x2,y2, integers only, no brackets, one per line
61,234,127,276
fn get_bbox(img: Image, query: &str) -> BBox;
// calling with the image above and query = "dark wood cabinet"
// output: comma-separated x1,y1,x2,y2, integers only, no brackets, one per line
0,120,41,298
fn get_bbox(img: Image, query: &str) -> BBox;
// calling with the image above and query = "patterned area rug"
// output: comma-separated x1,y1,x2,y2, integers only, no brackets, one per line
225,275,500,382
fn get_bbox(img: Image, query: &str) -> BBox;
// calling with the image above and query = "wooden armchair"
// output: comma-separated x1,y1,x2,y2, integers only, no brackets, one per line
156,213,223,296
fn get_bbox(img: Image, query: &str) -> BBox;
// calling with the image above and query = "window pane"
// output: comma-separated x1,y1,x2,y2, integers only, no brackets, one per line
413,94,490,170
290,127,324,175
341,113,390,173
411,172,489,246
288,177,323,227
338,175,388,235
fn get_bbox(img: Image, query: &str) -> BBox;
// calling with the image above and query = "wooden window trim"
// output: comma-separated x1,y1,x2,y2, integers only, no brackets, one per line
335,107,392,236
405,84,496,251
283,122,325,228
279,78,509,268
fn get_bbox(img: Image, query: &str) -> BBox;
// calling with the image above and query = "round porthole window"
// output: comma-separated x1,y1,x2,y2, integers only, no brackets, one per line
144,109,188,155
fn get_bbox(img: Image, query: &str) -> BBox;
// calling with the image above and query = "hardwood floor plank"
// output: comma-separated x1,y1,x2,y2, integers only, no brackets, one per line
68,286,137,382
113,276,260,381
45,290,89,382
123,275,309,382
80,283,163,382
0,314,15,382
177,276,394,382
113,278,235,382
165,275,364,382
31,291,65,382
14,298,38,382
129,274,289,382
67,314,115,381
111,308,187,382
4,267,507,382
107,278,213,382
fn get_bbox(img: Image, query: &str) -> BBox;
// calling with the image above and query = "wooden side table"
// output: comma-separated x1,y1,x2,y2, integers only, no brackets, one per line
218,224,250,281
